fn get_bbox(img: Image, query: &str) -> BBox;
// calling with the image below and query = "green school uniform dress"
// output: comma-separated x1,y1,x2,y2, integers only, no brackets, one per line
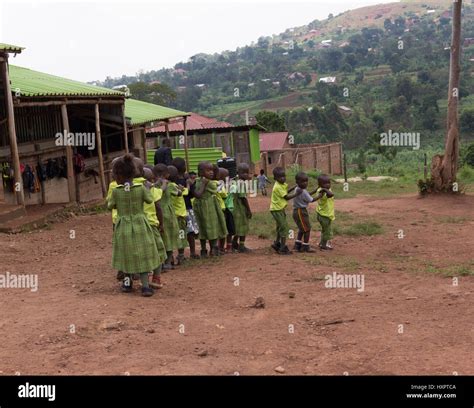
108,183,161,274
231,177,250,237
144,186,167,264
270,181,289,239
159,181,180,252
193,178,227,241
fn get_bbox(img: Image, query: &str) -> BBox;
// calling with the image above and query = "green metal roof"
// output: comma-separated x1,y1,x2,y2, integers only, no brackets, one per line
125,98,188,126
9,65,125,98
0,43,24,53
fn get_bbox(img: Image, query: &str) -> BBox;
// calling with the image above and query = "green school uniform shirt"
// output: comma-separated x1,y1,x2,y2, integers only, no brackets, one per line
172,185,188,218
144,186,162,226
216,181,227,210
270,181,288,211
316,187,335,221
107,177,146,224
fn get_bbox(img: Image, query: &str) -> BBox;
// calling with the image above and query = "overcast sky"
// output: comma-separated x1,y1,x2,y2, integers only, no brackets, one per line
0,0,397,82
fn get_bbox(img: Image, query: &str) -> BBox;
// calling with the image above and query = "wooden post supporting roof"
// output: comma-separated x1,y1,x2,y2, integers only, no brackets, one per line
0,53,24,206
94,104,107,198
165,121,170,139
121,103,129,153
183,116,190,173
60,104,76,202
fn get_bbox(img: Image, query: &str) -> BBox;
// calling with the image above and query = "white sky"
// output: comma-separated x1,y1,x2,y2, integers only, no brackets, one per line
0,0,397,82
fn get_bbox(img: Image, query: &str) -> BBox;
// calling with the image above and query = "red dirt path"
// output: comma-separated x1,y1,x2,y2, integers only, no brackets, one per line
0,193,473,375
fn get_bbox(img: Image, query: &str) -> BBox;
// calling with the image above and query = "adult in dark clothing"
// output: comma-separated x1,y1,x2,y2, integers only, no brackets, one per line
154,138,173,166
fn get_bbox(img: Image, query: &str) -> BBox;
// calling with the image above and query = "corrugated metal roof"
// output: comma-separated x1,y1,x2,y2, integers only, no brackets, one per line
0,43,24,53
9,65,125,97
259,132,290,151
147,112,233,133
125,98,188,126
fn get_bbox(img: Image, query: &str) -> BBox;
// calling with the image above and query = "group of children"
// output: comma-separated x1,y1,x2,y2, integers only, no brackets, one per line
269,167,335,255
107,153,335,297
107,154,254,297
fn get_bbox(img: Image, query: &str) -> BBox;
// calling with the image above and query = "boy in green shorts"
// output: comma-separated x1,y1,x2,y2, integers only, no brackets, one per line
270,167,301,255
316,174,335,250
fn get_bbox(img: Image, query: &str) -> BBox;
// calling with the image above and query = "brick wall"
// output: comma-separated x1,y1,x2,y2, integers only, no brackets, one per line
261,142,342,176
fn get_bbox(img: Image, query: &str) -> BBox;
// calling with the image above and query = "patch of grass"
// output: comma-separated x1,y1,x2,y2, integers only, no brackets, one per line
301,254,361,272
337,221,383,236
436,216,470,224
425,261,474,277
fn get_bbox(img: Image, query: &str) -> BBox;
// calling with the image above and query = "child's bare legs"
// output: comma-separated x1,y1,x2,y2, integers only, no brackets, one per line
219,238,226,253
163,251,174,270
188,233,199,258
209,239,220,256
226,234,233,252
200,239,208,257
177,248,186,264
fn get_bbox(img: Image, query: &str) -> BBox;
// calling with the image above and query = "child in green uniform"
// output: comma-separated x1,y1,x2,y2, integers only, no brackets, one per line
316,174,335,250
230,163,252,253
107,154,161,297
270,167,301,255
143,167,167,289
107,156,149,282
152,164,180,270
215,167,230,254
193,161,227,257
169,165,189,264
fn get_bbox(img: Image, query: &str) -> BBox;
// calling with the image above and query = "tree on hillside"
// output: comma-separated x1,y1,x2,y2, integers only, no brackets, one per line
431,0,462,192
255,111,286,132
128,82,176,106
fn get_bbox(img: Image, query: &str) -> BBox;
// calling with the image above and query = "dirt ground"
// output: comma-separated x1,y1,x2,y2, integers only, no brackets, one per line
0,193,473,375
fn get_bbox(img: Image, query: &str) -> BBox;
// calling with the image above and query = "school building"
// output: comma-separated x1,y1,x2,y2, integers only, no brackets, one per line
145,112,262,172
0,43,188,228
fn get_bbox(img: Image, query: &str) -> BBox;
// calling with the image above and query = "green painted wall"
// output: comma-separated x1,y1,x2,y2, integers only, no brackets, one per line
249,129,260,164
147,147,223,173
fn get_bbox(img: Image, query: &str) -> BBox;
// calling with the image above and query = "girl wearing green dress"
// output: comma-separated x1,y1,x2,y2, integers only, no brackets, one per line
107,154,161,297
193,161,228,257
230,163,253,253
152,164,180,270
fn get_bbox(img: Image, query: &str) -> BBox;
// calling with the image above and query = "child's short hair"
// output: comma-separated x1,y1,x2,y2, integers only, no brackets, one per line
317,174,330,184
273,167,285,178
237,163,250,172
197,161,212,176
295,171,308,182
133,157,144,177
260,169,265,175
143,167,154,182
113,153,136,181
153,163,168,177
188,171,197,177
172,157,186,173
167,165,179,181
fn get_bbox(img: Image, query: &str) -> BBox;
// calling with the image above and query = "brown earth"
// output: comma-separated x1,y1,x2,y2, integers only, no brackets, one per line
0,193,473,375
